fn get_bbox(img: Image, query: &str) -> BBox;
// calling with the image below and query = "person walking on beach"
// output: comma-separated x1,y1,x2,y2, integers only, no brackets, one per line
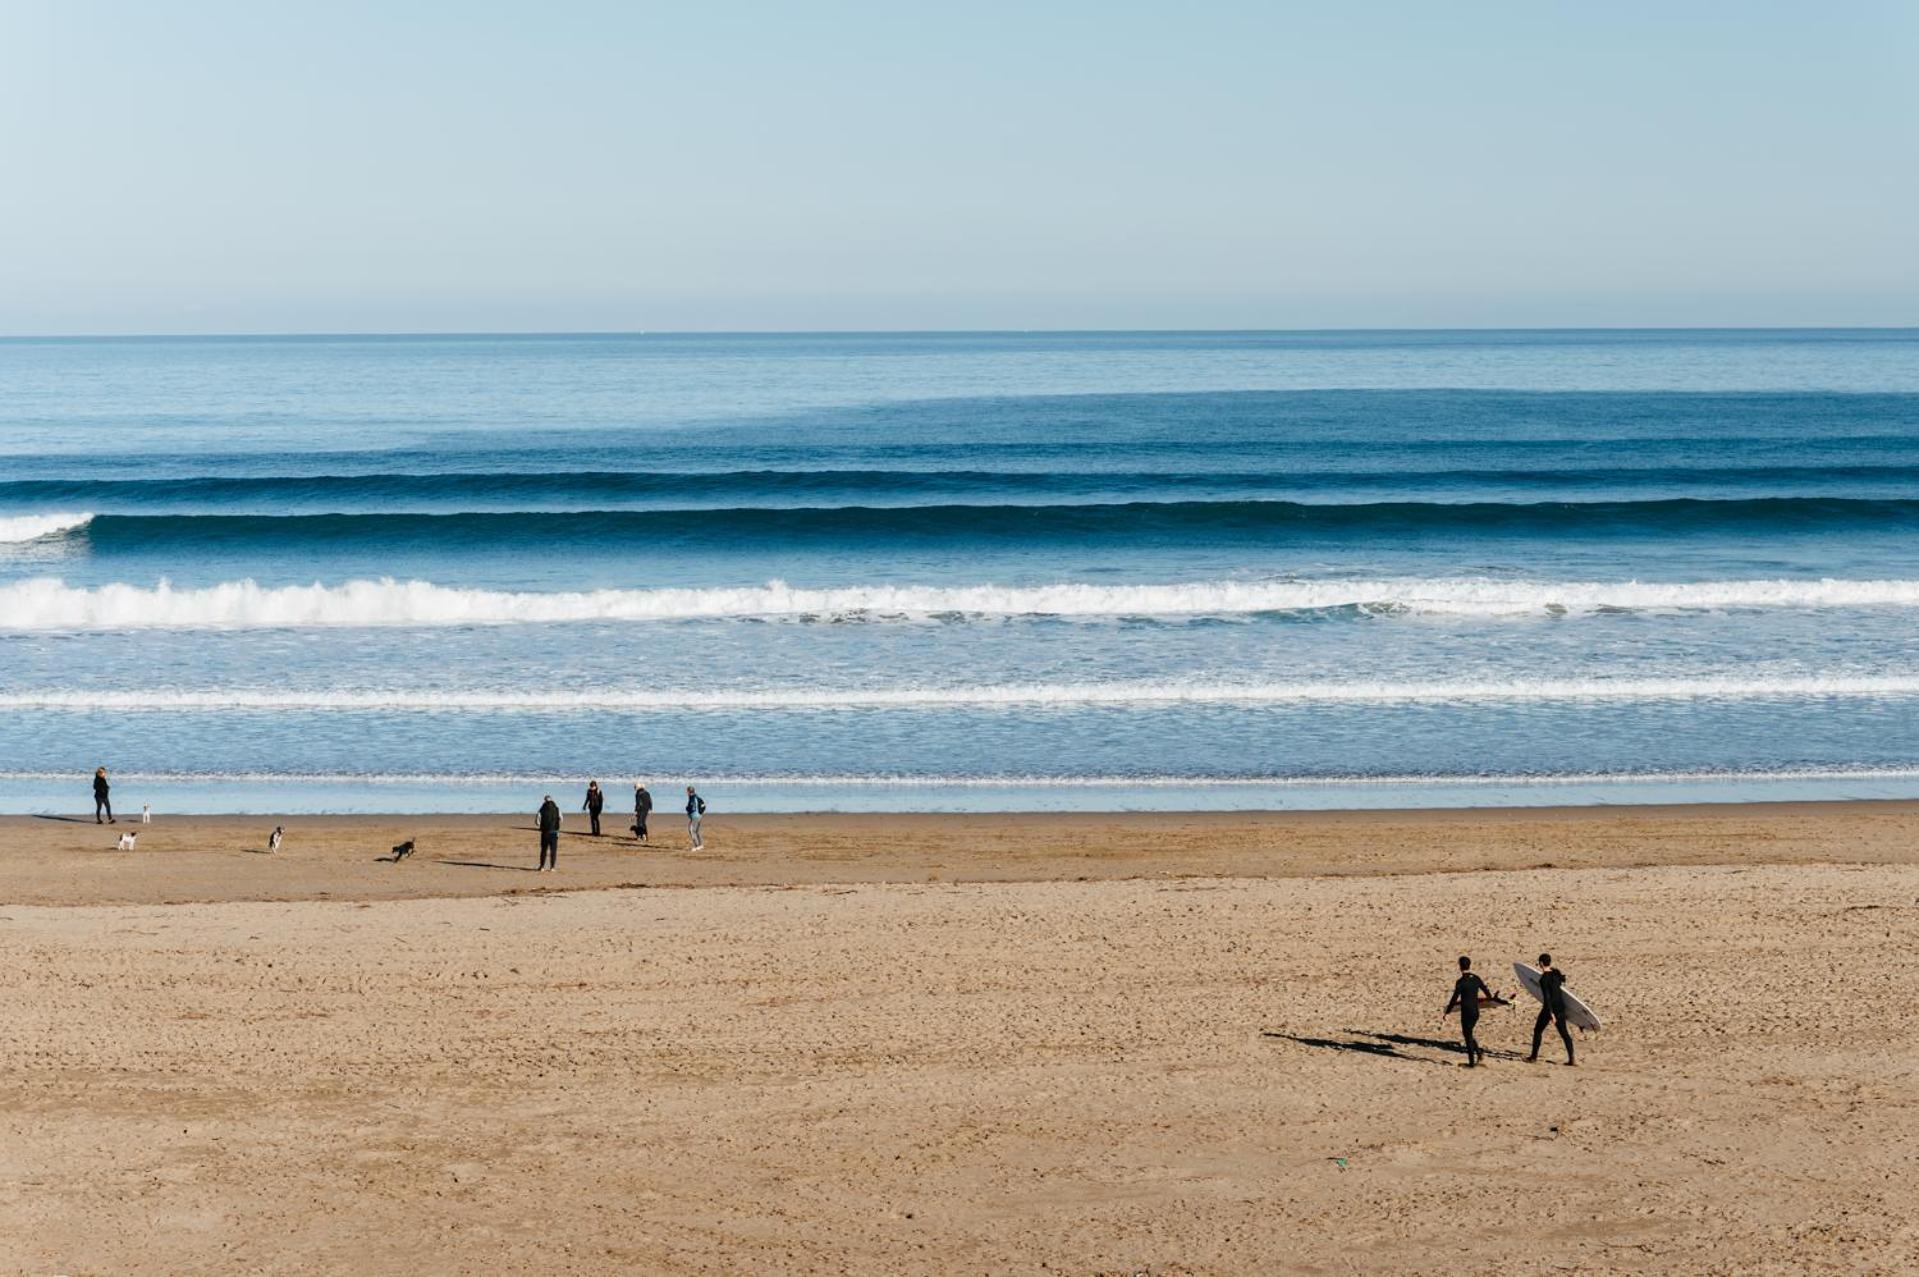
685,785,706,849
582,780,605,837
1443,955,1505,1068
632,781,652,842
537,794,562,872
1527,952,1576,1066
93,767,115,824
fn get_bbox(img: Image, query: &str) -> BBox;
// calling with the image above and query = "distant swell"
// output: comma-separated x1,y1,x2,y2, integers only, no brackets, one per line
6,674,1919,710
7,575,1919,630
0,512,92,543
6,463,1919,511
54,496,1919,550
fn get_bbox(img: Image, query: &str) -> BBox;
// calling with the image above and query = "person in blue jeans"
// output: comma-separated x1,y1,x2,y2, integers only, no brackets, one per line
685,786,706,849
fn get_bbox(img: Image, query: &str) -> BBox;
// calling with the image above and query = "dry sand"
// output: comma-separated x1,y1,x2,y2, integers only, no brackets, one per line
3,805,1917,1274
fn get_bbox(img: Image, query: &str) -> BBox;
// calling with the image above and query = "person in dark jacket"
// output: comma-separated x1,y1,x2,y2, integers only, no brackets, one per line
632,782,652,842
685,786,705,849
1527,952,1576,1066
582,781,604,836
93,767,114,824
537,794,562,872
1443,955,1505,1067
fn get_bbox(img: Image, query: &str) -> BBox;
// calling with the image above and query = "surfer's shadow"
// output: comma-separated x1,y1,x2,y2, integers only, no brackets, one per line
1350,1029,1525,1062
1262,1028,1523,1065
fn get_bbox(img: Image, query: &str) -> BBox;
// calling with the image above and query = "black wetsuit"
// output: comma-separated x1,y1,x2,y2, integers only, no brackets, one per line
93,774,113,824
537,799,562,869
1447,972,1492,1064
583,785,604,836
633,788,652,840
1530,967,1575,1064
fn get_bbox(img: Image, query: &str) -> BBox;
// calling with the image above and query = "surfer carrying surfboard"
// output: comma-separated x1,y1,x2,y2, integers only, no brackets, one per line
1526,953,1576,1066
1442,956,1507,1067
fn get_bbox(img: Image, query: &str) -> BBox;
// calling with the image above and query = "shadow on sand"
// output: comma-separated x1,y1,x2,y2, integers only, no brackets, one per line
435,858,539,872
1350,1029,1524,1062
1263,1027,1523,1065
1262,1031,1439,1065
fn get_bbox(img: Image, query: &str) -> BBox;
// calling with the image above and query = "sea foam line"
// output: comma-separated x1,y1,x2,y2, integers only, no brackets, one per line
8,574,1919,629
0,512,93,544
6,675,1919,711
3,765,1919,788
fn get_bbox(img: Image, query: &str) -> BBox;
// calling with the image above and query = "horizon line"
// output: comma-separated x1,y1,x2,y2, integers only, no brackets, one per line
4,324,1918,342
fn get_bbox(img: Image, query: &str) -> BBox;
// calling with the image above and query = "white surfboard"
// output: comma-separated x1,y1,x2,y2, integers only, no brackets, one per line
1513,963,1602,1033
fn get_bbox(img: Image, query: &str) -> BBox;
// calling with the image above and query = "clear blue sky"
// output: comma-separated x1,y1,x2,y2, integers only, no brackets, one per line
1,1,1913,333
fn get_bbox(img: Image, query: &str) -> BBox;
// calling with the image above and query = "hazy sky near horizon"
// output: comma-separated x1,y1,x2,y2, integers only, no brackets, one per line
1,1,1915,334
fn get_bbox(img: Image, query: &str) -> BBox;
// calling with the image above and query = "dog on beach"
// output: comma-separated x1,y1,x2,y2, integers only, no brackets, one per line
116,831,137,851
141,804,152,824
268,826,284,854
390,838,416,862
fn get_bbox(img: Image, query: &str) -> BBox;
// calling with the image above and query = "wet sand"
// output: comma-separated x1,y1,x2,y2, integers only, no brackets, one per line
9,800,1919,905
3,805,1917,1273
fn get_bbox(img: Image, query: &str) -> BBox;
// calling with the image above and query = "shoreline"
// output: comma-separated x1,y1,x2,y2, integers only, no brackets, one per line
9,798,1918,907
13,765,1919,818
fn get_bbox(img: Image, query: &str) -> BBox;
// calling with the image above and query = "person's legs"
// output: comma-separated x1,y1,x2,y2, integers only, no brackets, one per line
96,799,104,824
1553,1011,1575,1065
589,811,601,837
1530,1007,1550,1061
1460,1011,1480,1066
689,815,702,848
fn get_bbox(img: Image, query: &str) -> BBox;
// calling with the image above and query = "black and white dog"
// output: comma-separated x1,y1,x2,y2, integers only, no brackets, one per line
268,826,284,854
390,838,416,862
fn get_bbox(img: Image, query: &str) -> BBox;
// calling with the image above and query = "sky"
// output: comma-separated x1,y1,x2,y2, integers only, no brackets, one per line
0,1,1914,334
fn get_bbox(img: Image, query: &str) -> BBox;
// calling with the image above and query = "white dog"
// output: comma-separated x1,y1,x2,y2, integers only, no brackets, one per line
268,826,284,854
141,804,152,824
116,831,138,851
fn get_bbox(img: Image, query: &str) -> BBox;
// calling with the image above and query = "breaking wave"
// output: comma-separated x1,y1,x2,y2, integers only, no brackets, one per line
0,512,93,543
6,574,1919,630
6,674,1919,710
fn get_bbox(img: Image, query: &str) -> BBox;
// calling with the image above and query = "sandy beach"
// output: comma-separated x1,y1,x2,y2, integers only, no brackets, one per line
5,804,1918,1274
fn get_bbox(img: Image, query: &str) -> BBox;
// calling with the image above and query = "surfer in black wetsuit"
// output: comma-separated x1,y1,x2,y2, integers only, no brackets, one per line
1528,952,1575,1066
1443,955,1504,1067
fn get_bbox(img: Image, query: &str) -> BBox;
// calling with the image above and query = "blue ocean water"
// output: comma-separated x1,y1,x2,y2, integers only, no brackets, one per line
3,329,1918,813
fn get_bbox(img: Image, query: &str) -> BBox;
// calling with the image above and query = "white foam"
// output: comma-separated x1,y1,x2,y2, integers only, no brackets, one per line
5,674,1919,711
0,513,93,544
6,573,1919,630
1,764,1917,788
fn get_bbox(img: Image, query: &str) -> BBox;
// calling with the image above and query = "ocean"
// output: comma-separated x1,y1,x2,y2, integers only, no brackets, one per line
3,328,1918,813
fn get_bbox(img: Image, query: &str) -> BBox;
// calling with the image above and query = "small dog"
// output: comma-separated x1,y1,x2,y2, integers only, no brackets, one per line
141,804,152,824
116,831,138,851
268,826,284,854
390,838,416,862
